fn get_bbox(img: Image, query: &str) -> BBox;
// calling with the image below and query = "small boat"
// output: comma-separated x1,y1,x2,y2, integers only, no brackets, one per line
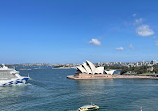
78,104,99,111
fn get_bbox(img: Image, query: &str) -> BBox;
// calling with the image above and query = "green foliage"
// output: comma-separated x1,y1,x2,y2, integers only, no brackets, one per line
120,66,153,75
153,66,158,73
104,65,126,70
120,67,128,75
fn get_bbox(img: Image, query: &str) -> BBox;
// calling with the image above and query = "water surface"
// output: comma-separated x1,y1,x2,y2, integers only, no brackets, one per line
0,67,158,111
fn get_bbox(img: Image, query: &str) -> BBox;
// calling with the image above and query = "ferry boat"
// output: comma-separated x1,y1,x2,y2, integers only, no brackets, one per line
0,64,30,86
78,104,99,111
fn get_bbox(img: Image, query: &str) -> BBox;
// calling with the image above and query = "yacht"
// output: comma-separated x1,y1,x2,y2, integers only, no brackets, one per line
0,64,30,86
78,104,99,111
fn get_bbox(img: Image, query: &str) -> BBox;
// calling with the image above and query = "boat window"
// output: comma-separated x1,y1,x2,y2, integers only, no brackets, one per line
88,107,94,109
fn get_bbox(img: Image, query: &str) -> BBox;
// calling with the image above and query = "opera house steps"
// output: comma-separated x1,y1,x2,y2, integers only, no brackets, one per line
67,73,113,79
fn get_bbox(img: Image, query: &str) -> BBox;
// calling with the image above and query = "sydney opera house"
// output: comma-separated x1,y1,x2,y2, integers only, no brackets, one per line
67,60,115,79
76,61,104,74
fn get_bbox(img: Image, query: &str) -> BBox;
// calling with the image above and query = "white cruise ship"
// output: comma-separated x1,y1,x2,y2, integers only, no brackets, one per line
0,64,30,86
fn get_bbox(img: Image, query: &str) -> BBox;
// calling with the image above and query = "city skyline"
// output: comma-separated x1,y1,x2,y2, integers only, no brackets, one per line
0,0,158,63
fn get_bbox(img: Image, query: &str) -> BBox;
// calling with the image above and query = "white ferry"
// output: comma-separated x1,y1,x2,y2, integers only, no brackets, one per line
0,64,30,86
78,104,99,111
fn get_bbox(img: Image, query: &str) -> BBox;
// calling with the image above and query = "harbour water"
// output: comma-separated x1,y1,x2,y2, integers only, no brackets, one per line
0,66,158,111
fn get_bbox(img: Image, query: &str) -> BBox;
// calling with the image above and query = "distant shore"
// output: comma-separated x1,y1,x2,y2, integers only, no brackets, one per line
112,75,158,79
53,67,75,69
19,69,32,70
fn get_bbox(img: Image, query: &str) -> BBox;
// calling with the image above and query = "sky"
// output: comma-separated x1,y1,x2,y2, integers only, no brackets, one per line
0,0,158,63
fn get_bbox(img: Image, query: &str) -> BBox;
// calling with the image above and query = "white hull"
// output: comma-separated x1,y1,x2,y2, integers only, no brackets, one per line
0,64,30,86
0,77,29,86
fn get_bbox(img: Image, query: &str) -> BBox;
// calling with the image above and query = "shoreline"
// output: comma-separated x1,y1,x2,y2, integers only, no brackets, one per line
67,74,158,80
53,67,74,69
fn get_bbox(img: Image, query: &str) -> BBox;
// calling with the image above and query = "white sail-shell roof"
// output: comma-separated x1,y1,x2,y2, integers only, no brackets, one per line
76,60,106,74
77,65,87,73
82,62,92,74
105,70,115,75
86,60,96,74
95,67,104,74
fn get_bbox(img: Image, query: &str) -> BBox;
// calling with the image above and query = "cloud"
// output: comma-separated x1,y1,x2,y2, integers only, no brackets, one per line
132,13,136,17
116,47,124,51
134,18,143,25
89,38,101,46
136,25,154,37
129,44,134,49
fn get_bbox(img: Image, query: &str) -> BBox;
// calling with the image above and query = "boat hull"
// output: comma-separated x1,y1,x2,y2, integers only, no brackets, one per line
78,105,99,111
0,77,30,86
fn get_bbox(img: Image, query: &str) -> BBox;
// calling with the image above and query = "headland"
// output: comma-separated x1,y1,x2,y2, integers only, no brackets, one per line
67,60,158,80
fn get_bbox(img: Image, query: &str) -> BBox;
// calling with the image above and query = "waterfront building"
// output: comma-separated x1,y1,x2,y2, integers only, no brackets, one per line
76,60,104,74
67,60,116,79
105,70,115,75
150,60,157,65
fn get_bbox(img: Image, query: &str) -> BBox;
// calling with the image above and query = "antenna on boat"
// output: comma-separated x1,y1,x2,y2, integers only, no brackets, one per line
28,73,30,78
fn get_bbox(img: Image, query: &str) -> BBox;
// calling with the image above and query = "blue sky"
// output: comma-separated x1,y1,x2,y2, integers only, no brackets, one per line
0,0,158,63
